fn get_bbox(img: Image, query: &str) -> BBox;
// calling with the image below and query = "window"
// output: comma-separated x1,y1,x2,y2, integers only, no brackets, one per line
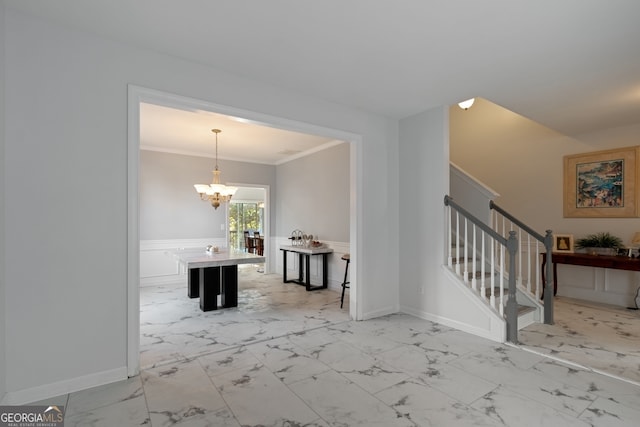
228,202,264,251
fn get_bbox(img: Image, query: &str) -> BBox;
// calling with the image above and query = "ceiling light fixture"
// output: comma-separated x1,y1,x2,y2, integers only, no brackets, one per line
458,98,475,110
194,129,238,209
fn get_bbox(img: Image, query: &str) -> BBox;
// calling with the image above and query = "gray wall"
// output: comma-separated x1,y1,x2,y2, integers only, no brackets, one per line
0,0,7,402
141,142,349,244
3,7,402,400
140,150,276,240
276,143,350,242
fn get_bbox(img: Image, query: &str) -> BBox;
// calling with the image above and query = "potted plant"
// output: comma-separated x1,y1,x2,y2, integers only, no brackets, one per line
575,232,624,255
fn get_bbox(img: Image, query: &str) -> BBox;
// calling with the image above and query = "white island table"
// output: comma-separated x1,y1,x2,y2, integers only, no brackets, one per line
169,249,265,311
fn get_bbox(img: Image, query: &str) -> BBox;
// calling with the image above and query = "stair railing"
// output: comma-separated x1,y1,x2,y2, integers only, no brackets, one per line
490,201,554,324
445,195,520,343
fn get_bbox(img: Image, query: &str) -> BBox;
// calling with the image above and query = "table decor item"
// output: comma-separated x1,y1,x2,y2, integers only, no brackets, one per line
290,230,304,246
575,232,624,255
553,234,574,253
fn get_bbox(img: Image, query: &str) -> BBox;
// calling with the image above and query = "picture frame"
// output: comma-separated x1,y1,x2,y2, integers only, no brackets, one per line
564,146,640,218
553,234,574,253
617,247,633,257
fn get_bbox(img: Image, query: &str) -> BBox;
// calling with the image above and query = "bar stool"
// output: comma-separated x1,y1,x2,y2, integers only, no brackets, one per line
340,253,350,308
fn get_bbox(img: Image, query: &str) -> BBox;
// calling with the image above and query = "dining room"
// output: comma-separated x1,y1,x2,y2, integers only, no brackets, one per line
137,96,353,367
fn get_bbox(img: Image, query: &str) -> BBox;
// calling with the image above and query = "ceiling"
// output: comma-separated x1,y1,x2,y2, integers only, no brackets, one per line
7,0,640,143
139,102,339,164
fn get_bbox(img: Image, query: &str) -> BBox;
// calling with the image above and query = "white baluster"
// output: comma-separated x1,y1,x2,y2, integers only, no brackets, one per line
480,232,485,296
517,228,523,287
471,224,477,291
527,233,533,293
463,218,469,283
490,237,496,309
499,244,505,316
455,211,460,275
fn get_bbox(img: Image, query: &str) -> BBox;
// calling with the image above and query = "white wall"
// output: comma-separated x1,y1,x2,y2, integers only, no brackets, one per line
397,107,504,340
398,108,446,315
397,106,496,337
0,0,7,403
276,142,350,242
450,98,640,307
2,7,399,402
275,142,351,292
450,163,499,226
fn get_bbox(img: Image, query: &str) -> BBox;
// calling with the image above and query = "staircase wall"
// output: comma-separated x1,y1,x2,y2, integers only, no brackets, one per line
398,107,506,343
450,162,499,226
404,267,506,342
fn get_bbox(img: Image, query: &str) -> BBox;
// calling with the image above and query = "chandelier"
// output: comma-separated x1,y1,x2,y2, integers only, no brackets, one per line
194,129,238,209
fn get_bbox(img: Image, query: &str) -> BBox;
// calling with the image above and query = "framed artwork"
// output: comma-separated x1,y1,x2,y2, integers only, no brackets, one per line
553,234,574,253
564,146,640,218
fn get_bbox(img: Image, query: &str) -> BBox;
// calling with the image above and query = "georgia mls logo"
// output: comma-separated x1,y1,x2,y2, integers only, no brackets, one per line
0,405,65,427
44,406,64,420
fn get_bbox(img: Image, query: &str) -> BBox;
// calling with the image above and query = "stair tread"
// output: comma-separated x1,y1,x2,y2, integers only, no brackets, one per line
448,265,541,322
517,305,536,315
451,257,475,264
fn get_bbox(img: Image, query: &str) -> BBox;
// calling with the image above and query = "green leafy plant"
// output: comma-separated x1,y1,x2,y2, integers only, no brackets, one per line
575,232,624,249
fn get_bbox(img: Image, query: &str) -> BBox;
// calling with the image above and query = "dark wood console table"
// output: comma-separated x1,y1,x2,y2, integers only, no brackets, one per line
541,252,640,297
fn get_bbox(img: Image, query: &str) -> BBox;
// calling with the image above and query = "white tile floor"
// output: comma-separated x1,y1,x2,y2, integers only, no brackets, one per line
30,266,640,426
519,296,640,384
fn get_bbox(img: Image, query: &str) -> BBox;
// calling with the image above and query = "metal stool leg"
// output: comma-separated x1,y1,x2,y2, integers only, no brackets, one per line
340,255,350,309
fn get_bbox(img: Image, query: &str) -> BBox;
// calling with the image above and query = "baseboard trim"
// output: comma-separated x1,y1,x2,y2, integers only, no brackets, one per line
400,305,505,343
558,286,632,308
361,305,397,321
1,366,128,405
140,275,184,287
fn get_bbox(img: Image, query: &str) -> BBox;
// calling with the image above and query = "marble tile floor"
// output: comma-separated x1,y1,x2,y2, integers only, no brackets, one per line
139,264,351,370
30,271,640,426
519,296,640,385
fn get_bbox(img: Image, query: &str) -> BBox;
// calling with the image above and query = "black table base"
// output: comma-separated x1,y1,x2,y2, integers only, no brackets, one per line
187,265,238,311
281,249,329,291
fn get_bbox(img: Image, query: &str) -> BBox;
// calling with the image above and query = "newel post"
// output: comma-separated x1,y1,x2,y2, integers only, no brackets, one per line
506,230,519,343
543,230,554,324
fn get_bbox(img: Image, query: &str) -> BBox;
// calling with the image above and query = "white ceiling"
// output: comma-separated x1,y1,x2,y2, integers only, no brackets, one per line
139,102,339,164
8,0,640,142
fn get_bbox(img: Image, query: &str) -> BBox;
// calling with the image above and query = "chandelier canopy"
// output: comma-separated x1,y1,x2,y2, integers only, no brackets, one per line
194,129,238,209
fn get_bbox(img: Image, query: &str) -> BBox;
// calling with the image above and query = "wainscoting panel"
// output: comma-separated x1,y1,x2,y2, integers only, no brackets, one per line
556,264,640,307
140,238,227,287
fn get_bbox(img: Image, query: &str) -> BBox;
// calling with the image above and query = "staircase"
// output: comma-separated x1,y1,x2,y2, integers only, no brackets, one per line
451,248,540,329
444,195,554,343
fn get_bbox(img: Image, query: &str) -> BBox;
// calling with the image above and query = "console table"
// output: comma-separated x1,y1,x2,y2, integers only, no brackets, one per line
541,252,640,297
280,245,333,291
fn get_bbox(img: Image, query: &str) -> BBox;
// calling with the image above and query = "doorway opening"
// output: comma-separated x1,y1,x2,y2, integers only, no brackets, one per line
128,85,361,376
228,187,266,252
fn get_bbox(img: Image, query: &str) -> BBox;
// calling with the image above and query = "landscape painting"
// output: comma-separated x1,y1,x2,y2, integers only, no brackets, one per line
564,146,639,218
575,159,623,208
